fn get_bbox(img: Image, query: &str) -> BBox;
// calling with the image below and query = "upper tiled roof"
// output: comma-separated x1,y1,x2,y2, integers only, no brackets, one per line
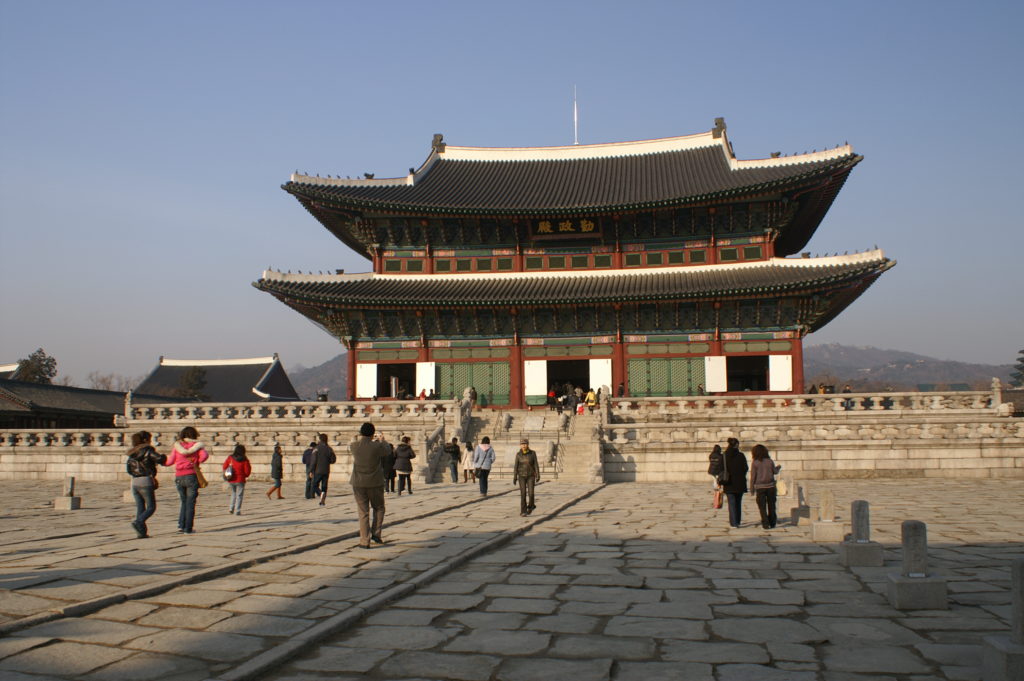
256,251,893,309
0,379,129,416
284,127,859,216
134,356,300,402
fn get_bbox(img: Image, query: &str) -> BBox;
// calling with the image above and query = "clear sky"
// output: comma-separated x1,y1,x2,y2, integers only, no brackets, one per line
1,1,1021,384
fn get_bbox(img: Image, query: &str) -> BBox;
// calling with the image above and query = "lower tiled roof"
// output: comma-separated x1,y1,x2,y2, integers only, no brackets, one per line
255,252,893,308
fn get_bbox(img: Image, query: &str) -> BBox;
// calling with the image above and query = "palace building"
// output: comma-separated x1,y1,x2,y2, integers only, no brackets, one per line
256,119,893,408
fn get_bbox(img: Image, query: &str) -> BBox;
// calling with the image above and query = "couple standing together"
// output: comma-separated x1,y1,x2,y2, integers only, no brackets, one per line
710,437,781,530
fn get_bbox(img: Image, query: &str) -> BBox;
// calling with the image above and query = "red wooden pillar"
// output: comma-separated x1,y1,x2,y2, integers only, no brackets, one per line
791,335,805,395
613,313,626,395
346,343,357,400
510,341,524,409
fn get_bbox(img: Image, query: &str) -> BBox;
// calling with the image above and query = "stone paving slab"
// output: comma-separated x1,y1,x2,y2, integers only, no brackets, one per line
0,479,1021,680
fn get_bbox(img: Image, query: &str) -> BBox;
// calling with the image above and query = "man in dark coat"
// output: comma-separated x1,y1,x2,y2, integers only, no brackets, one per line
443,437,461,483
722,437,749,528
310,433,337,506
512,438,540,517
301,441,316,499
350,422,388,548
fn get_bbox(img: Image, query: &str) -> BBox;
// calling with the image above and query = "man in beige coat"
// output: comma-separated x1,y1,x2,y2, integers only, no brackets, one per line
350,422,388,548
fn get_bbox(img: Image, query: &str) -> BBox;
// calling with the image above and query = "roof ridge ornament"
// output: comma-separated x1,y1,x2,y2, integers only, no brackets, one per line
432,133,446,153
712,117,727,139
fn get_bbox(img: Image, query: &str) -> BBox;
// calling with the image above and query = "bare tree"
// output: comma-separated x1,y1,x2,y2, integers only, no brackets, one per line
88,372,142,392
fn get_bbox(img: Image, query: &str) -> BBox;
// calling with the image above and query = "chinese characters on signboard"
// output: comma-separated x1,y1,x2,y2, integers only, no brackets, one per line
531,218,601,239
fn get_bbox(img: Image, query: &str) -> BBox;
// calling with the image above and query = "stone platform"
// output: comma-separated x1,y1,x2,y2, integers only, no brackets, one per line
0,479,1020,680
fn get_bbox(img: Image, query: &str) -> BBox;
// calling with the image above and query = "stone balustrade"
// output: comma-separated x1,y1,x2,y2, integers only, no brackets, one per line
610,390,1007,422
127,399,452,424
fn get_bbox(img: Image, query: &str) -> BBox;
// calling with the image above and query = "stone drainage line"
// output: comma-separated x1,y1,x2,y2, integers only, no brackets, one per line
0,486,525,636
210,483,608,681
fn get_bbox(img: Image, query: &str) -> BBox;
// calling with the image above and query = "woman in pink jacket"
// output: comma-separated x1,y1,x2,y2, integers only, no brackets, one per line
163,426,209,534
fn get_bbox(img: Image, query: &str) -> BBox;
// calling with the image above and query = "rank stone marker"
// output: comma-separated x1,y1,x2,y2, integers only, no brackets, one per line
811,487,847,542
790,481,812,525
839,500,884,567
53,476,81,510
886,520,948,610
982,557,1024,681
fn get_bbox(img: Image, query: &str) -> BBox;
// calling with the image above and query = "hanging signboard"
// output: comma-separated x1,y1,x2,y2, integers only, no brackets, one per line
530,218,602,240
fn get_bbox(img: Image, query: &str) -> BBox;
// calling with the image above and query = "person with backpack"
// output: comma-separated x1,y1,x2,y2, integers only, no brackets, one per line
222,444,252,515
163,426,209,534
125,430,166,539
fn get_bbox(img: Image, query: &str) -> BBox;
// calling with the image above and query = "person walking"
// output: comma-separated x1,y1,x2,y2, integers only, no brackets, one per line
267,444,284,499
707,444,725,488
462,441,476,483
443,437,461,483
394,436,416,495
472,436,495,496
163,426,209,534
350,422,388,548
585,388,597,413
125,430,166,539
310,433,336,506
222,444,252,515
750,444,782,529
379,433,397,493
721,437,749,528
512,438,540,516
301,441,316,499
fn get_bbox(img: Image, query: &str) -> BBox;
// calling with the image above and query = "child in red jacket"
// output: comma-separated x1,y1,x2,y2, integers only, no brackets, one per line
223,445,253,515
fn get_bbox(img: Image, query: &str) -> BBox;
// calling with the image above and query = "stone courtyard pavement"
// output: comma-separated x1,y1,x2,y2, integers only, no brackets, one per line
0,478,1020,681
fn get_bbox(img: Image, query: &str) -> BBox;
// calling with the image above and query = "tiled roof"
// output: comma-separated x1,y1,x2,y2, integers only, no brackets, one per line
135,356,300,402
0,379,129,415
256,251,893,309
0,363,21,380
284,131,859,216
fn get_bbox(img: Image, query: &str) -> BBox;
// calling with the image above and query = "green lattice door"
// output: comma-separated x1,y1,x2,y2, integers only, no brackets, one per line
628,358,705,396
436,362,510,405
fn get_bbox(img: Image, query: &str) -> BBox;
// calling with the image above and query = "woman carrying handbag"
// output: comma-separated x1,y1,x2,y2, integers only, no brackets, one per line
163,426,209,534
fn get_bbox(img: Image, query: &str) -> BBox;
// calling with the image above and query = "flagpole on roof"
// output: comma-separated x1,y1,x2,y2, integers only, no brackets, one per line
573,85,579,146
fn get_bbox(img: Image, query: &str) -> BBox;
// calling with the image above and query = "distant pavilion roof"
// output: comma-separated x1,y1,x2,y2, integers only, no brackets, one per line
256,250,893,332
135,356,300,402
283,122,861,257
0,363,20,380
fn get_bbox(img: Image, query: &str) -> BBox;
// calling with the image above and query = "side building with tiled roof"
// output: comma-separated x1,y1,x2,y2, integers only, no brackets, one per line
134,356,300,402
256,119,893,407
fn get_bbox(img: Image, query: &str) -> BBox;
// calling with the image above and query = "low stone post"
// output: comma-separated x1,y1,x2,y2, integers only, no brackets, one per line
983,558,1024,681
886,520,947,609
811,488,847,542
839,500,884,566
54,476,82,510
